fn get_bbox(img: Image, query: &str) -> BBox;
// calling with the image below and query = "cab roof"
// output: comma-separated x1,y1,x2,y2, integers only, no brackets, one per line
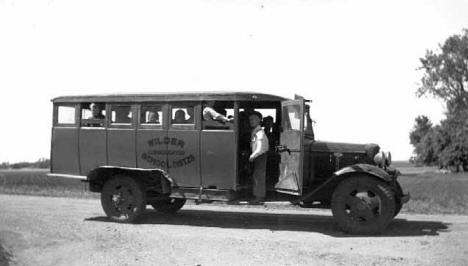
52,91,289,103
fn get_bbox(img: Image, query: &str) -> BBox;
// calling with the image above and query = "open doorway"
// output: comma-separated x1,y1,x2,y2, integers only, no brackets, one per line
237,101,282,197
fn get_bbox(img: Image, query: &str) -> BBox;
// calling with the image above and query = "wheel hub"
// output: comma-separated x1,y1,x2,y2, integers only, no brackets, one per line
111,188,135,211
346,191,381,221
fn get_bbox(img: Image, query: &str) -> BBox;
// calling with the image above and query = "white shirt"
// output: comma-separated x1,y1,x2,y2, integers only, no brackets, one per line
203,106,228,122
250,125,269,159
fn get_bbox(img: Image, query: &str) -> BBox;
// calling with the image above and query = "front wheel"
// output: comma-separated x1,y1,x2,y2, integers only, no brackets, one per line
393,181,403,217
331,175,395,235
151,198,186,213
101,175,146,223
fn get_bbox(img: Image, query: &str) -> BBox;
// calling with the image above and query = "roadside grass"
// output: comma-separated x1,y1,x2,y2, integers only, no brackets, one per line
399,171,468,215
0,169,97,199
0,166,467,215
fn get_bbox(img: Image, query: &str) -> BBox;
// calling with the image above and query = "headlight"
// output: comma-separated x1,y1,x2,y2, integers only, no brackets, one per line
385,152,392,166
374,151,391,168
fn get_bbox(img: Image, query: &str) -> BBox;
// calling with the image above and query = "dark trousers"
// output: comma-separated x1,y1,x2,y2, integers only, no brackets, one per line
252,153,267,198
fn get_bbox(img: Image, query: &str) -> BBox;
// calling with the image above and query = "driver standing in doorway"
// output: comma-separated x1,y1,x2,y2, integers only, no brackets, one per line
248,111,269,203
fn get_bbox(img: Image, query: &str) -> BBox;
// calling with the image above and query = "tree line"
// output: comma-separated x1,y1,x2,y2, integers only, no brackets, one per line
0,158,50,169
410,29,468,172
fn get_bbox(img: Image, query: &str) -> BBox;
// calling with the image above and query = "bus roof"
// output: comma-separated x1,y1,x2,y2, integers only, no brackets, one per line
52,91,289,103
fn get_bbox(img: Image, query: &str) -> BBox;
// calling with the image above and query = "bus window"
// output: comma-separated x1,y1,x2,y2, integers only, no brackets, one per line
110,105,132,124
202,101,234,130
81,103,106,127
140,105,163,126
171,105,195,125
57,105,76,125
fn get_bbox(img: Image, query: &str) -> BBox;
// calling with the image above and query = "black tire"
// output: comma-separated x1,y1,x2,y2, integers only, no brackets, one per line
331,175,396,235
151,198,186,214
101,175,146,223
393,181,403,217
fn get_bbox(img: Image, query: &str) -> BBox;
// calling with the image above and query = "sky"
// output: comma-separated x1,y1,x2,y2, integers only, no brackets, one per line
0,0,467,162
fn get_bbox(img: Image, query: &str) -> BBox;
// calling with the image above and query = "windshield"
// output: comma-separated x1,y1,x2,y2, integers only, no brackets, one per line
282,104,302,131
282,102,315,140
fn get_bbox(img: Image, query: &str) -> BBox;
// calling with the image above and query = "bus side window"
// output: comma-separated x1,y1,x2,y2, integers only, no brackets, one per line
202,101,234,130
110,105,132,124
81,102,106,127
57,105,76,125
171,105,195,125
140,105,163,126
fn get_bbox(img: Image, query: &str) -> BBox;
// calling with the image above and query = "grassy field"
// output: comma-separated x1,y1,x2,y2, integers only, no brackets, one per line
396,164,468,215
0,164,467,215
0,169,97,199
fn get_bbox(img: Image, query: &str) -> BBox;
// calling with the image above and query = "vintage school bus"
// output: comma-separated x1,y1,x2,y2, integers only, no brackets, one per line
50,92,409,234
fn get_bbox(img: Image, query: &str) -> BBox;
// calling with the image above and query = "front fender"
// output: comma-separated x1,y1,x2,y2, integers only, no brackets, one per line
334,164,393,182
297,164,395,204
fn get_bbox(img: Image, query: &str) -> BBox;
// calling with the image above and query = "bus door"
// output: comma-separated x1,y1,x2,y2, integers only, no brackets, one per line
275,99,305,195
136,104,168,172
79,103,107,176
166,103,200,187
107,104,136,167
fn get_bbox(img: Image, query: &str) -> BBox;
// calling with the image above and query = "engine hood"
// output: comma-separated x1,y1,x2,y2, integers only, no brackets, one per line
308,141,380,156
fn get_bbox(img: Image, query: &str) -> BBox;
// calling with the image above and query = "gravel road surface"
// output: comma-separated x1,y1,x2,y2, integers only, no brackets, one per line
0,194,467,266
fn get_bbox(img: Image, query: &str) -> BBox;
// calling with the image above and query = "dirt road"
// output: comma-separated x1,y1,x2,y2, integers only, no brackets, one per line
0,194,467,266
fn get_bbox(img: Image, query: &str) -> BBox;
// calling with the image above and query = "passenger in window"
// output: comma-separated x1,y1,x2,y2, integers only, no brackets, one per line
114,107,131,123
147,111,160,124
217,108,227,117
174,109,187,124
249,111,269,203
219,108,235,120
90,103,105,119
202,101,233,123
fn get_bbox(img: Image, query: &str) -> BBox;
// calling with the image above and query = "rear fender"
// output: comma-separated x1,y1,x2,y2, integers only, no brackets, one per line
87,166,173,193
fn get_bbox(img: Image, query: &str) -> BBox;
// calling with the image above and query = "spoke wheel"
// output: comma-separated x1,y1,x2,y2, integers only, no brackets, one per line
151,198,186,214
331,175,395,235
101,175,146,223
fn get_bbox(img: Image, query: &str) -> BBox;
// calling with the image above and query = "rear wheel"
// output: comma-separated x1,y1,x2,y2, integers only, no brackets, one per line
151,198,186,213
331,175,395,235
101,175,146,223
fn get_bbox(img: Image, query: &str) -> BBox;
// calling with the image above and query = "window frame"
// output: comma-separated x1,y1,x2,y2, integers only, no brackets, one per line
168,102,199,130
80,102,107,128
54,103,79,127
201,100,235,131
107,103,135,129
138,103,166,129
